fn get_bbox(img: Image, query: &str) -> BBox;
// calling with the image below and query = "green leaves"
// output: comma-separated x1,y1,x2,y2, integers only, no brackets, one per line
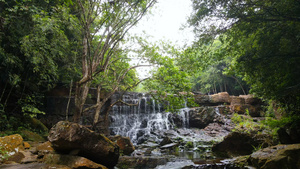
188,0,300,114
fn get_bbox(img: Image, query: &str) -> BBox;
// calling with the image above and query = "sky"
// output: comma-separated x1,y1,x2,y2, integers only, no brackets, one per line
128,0,194,78
129,0,194,46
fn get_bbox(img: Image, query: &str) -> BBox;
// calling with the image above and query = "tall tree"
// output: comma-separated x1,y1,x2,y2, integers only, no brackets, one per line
188,0,300,112
0,0,79,120
176,38,249,95
72,0,156,125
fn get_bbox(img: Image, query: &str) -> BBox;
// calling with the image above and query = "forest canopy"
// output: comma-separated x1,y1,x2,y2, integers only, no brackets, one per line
186,0,300,113
0,0,299,131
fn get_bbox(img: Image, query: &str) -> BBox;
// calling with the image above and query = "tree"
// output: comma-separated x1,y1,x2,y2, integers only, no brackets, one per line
176,38,249,95
71,0,156,125
0,0,79,122
188,0,300,113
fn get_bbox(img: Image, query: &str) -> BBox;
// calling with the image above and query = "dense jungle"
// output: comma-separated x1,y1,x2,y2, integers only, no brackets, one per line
0,0,299,169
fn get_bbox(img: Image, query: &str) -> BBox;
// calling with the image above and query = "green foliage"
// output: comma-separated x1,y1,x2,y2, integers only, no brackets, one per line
231,113,268,135
145,55,194,112
176,37,249,95
188,0,300,115
185,141,194,149
18,95,45,118
263,114,300,131
0,0,81,119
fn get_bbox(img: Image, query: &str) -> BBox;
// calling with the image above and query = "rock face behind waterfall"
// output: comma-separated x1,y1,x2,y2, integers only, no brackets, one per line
194,92,263,116
189,107,219,129
48,121,119,168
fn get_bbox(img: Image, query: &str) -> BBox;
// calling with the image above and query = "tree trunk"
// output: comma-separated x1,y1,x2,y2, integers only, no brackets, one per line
93,85,103,126
73,81,91,123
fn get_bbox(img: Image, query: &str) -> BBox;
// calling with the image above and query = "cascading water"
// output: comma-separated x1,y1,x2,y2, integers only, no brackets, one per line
109,92,237,168
178,108,190,128
109,92,180,144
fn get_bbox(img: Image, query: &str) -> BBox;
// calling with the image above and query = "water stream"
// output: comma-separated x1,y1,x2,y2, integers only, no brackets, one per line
110,92,230,168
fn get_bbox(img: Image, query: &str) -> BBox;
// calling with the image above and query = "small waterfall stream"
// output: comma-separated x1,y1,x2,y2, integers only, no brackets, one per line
109,92,189,144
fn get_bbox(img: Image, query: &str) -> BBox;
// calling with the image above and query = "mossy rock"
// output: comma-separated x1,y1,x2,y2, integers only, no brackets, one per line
19,130,46,142
249,144,300,169
28,118,49,133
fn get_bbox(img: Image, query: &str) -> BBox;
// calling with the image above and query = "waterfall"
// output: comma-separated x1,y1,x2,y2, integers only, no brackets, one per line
109,92,175,144
215,107,220,116
109,92,193,144
178,108,190,128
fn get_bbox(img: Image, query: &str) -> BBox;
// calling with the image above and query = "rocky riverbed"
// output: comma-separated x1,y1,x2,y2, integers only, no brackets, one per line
1,92,300,168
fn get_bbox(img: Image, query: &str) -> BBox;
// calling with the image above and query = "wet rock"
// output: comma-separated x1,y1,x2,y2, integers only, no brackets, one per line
116,156,168,169
48,121,119,168
109,136,135,155
249,144,300,169
189,107,218,129
160,136,173,146
43,154,108,169
212,132,260,157
160,143,179,149
177,128,192,136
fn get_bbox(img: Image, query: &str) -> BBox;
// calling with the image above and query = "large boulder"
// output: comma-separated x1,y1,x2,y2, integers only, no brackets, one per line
48,121,119,168
210,92,231,105
109,136,135,155
212,132,260,157
249,144,300,169
189,107,219,128
0,134,24,162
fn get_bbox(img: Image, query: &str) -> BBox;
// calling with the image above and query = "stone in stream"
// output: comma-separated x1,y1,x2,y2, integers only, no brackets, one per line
159,136,173,146
48,121,119,168
189,107,218,129
160,143,179,149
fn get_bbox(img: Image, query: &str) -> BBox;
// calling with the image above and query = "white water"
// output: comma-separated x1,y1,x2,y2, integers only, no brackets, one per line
109,93,191,144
